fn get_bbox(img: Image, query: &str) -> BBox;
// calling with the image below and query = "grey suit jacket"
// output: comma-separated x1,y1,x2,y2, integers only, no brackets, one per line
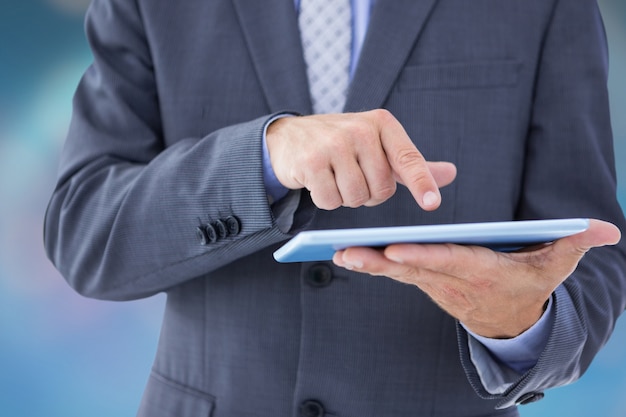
44,0,626,416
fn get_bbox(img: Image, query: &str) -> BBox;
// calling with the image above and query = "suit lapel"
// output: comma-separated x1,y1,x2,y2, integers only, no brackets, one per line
232,0,312,114
345,0,440,112
232,0,440,115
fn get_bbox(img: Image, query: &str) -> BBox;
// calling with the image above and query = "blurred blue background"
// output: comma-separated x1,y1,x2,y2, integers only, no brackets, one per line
0,1,624,416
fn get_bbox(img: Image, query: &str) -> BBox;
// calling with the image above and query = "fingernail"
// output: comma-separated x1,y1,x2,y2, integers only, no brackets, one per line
422,191,439,207
387,255,404,264
344,259,363,270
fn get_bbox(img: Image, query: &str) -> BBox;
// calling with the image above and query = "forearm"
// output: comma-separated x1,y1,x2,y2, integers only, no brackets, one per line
44,115,313,300
44,0,317,300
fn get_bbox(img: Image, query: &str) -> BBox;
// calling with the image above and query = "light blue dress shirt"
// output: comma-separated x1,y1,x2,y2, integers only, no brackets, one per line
262,0,554,393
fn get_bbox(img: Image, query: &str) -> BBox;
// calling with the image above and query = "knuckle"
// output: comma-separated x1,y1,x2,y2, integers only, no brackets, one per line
394,148,426,169
312,195,342,211
404,169,432,189
309,183,342,211
299,152,324,172
371,182,397,202
394,265,423,285
346,121,374,141
344,125,380,152
571,245,590,259
327,137,356,159
344,197,368,208
371,108,394,124
342,186,371,208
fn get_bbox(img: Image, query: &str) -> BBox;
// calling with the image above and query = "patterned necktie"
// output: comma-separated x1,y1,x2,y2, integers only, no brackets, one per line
298,0,352,114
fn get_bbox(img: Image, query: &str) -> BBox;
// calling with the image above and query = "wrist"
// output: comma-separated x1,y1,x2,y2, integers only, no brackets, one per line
466,297,551,339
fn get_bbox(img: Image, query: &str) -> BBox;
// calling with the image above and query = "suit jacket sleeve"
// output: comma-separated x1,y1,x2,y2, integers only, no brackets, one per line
458,0,626,408
43,0,314,301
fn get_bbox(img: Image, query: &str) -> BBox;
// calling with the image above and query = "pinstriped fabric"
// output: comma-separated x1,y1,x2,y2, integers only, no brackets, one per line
45,0,626,415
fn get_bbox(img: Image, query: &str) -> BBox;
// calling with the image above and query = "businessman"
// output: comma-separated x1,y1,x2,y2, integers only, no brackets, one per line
44,0,626,416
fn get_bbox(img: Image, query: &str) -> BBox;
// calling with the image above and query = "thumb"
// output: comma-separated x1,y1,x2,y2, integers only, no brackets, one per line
514,219,621,285
554,219,621,259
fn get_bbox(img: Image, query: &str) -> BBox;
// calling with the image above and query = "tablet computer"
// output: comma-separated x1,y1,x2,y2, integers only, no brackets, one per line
273,218,589,263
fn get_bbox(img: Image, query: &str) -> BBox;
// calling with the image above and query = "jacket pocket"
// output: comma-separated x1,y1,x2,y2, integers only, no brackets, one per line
396,60,521,91
137,371,215,417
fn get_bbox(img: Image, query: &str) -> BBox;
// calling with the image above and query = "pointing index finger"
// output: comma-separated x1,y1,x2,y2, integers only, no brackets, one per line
375,110,442,210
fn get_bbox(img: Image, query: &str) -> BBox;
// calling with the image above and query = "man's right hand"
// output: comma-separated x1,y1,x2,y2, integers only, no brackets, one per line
266,109,457,210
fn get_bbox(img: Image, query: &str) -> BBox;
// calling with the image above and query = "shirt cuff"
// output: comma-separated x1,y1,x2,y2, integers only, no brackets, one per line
461,296,555,394
262,114,295,203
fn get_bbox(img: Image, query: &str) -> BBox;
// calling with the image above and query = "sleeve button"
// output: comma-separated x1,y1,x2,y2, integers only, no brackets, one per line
196,226,209,245
213,219,229,239
516,392,545,405
225,216,241,235
204,223,218,243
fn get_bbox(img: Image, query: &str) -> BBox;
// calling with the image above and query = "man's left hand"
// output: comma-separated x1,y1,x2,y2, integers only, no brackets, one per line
333,219,621,338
